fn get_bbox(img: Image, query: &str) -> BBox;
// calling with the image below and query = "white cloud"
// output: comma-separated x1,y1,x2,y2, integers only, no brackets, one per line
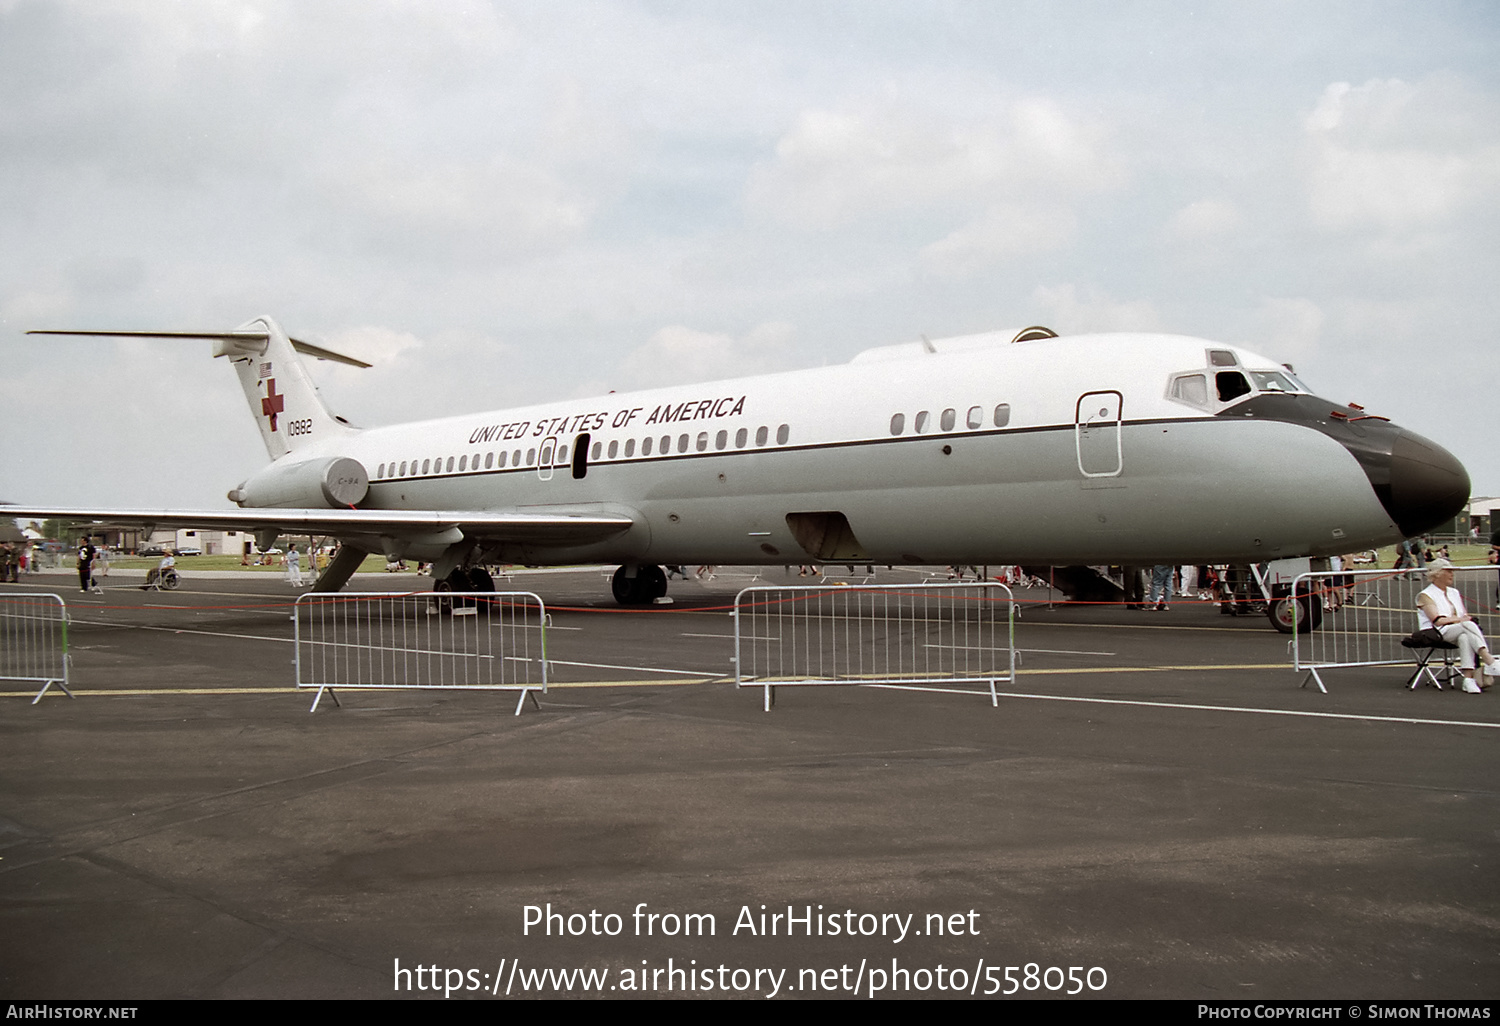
312,158,592,261
1303,77,1500,235
616,322,794,388
1164,198,1244,240
1031,284,1162,334
917,203,1077,278
745,98,1120,231
1249,297,1324,362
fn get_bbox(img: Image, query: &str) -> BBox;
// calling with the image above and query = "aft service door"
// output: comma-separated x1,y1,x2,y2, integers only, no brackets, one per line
1075,391,1123,478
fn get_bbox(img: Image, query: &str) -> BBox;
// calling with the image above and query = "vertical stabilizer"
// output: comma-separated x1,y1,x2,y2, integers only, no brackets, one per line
217,316,358,460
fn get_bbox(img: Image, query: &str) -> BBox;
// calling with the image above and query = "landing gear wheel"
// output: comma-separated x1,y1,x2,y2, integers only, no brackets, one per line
642,563,667,600
1268,589,1322,634
612,564,667,606
467,566,495,592
432,576,453,614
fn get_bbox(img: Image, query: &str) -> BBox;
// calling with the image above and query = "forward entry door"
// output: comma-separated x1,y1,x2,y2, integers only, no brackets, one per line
1075,391,1123,478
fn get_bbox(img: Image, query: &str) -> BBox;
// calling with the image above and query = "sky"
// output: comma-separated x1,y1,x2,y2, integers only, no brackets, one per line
2,0,1496,510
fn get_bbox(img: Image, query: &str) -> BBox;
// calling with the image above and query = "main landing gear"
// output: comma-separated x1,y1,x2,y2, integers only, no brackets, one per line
1267,585,1323,634
611,564,667,606
432,566,495,612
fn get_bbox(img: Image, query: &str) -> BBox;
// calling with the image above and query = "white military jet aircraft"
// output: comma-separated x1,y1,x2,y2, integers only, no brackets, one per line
10,316,1469,620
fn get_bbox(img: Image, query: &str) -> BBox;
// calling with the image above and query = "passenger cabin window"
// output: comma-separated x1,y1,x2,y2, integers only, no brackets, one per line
608,440,618,459
624,439,635,458
755,426,769,446
890,413,905,435
735,428,748,448
777,424,790,444
940,408,956,431
914,411,930,434
966,406,982,429
642,437,653,456
993,404,1010,427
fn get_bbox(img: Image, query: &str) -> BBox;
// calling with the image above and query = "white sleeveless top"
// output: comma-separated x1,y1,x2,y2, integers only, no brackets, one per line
1416,584,1466,631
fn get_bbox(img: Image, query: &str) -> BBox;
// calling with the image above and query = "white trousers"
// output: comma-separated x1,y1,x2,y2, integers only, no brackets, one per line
1438,621,1491,670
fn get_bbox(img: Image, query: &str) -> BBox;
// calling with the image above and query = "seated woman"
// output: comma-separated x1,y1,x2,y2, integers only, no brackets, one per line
1416,559,1496,693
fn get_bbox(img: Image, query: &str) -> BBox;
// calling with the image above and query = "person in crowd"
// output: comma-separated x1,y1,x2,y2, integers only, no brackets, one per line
1416,558,1495,693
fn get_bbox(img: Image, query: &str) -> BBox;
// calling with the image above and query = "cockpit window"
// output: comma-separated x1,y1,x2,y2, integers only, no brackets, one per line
1248,370,1306,393
1216,371,1251,402
1171,373,1208,406
1171,362,1312,412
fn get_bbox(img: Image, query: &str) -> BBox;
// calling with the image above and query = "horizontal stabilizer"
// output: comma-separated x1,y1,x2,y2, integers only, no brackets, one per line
26,329,372,368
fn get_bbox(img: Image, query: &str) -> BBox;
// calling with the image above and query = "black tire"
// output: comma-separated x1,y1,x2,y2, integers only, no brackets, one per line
467,566,495,592
1268,589,1322,634
611,565,663,606
642,563,667,600
432,577,453,614
162,568,180,591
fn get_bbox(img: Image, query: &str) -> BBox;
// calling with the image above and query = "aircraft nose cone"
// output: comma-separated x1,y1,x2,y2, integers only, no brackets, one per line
1379,431,1470,538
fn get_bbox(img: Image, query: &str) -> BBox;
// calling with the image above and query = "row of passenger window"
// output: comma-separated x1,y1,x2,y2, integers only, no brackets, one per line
373,423,793,481
890,404,1011,436
377,448,545,480
590,423,790,462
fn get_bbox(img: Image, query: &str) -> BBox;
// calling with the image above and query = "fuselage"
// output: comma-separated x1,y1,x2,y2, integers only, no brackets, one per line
274,329,1470,567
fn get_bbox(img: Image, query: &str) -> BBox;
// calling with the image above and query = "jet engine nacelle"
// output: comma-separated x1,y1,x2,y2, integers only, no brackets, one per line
230,456,369,509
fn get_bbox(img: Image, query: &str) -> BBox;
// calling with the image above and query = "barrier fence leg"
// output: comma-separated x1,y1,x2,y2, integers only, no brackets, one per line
1299,668,1327,693
31,678,74,704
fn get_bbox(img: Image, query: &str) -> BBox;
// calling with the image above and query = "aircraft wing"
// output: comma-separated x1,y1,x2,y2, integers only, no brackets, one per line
0,505,635,546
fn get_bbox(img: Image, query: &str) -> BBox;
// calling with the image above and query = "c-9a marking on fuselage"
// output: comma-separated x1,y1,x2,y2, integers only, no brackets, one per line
12,317,1469,621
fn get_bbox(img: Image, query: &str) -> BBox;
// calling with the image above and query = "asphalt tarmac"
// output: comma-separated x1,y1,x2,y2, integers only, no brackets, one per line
1,565,1496,1001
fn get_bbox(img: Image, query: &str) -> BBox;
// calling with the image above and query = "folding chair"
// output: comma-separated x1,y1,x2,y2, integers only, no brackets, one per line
1401,630,1459,690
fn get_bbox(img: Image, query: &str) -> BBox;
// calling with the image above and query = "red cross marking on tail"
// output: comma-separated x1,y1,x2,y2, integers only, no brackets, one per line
261,379,285,431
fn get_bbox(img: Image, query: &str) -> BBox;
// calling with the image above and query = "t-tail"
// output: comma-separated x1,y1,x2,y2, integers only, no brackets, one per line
28,315,369,461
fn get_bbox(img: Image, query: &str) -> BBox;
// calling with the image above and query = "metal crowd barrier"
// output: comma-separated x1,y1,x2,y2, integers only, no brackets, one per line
732,582,1016,711
1291,566,1498,692
294,591,548,713
0,594,72,704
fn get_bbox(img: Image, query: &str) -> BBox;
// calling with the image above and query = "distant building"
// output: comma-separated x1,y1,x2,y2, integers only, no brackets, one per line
1469,496,1498,539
